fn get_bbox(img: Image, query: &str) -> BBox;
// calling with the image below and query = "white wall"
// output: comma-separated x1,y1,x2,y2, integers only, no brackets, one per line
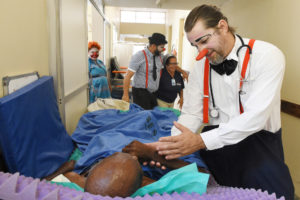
0,0,49,97
114,42,146,67
104,6,121,38
60,0,89,134
166,10,197,72
90,3,105,60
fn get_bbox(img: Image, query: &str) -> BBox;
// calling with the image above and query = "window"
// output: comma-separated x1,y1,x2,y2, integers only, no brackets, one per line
136,12,150,23
151,12,165,24
120,11,135,23
120,10,165,24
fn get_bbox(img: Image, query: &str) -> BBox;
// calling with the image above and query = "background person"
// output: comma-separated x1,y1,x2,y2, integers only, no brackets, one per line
88,41,111,104
122,33,188,110
156,55,184,109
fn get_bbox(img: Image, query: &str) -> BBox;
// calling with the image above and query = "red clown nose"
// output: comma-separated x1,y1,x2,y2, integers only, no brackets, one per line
196,48,208,61
162,48,166,52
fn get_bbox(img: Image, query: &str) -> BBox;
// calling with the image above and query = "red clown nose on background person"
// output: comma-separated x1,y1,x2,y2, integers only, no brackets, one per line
88,41,101,60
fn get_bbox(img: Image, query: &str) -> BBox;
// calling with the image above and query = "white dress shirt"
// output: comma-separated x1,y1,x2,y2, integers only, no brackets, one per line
171,35,285,150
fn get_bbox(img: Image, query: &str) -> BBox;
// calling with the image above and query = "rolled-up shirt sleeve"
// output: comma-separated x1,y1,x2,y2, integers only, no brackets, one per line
128,51,145,73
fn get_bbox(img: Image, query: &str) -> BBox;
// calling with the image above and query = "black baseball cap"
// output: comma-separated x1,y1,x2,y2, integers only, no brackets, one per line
148,33,168,45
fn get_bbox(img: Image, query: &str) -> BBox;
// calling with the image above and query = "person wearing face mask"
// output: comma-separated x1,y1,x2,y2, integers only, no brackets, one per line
88,41,111,103
149,5,294,200
122,33,188,110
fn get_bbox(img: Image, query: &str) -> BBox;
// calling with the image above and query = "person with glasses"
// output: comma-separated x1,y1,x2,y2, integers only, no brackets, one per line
148,4,294,199
122,33,188,110
156,55,185,109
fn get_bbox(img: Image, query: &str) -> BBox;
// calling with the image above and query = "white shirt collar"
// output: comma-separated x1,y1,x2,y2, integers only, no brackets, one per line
225,34,243,62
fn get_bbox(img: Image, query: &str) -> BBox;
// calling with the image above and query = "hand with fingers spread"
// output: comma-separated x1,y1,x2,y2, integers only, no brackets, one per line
157,121,206,160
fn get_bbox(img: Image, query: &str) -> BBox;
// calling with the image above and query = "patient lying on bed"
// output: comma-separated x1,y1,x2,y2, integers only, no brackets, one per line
45,141,208,197
45,152,143,197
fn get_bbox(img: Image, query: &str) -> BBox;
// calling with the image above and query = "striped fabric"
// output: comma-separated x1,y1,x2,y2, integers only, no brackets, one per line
129,47,164,93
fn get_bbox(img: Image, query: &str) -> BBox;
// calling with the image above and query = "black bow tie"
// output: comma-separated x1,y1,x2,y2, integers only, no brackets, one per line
210,59,238,76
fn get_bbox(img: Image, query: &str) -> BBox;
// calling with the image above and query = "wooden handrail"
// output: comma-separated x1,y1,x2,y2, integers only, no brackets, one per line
281,99,300,118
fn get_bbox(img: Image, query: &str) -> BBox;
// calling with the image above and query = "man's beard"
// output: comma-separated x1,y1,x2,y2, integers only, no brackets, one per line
154,49,160,56
209,51,224,65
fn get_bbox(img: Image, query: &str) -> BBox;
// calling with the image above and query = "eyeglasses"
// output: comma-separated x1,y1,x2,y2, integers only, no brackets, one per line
191,30,217,48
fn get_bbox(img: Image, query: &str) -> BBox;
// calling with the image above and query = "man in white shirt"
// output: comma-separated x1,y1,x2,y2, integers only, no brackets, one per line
153,4,294,199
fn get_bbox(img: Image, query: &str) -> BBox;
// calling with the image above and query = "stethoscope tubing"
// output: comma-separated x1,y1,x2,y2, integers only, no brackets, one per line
209,34,252,114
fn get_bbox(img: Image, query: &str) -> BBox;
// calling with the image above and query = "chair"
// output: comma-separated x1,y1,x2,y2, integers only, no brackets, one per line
109,57,131,100
110,56,127,79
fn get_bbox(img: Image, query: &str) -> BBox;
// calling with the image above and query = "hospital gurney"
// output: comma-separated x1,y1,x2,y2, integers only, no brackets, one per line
0,76,285,199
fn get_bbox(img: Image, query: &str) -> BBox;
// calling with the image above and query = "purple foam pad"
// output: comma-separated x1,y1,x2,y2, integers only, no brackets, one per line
0,172,284,200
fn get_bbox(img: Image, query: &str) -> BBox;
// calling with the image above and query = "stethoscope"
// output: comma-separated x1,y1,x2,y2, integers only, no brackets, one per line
209,34,253,118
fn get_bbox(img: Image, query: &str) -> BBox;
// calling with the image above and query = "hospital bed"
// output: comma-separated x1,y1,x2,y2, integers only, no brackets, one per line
0,76,284,199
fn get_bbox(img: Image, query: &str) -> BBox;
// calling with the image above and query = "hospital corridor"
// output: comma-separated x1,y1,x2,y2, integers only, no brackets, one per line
0,0,300,199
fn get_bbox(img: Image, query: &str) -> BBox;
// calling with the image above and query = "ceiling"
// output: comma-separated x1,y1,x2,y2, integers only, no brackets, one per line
103,0,231,10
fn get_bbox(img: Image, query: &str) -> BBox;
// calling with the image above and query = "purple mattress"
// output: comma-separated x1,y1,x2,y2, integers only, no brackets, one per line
0,172,284,200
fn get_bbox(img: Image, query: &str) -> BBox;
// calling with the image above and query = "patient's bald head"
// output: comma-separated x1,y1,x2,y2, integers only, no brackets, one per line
84,152,143,197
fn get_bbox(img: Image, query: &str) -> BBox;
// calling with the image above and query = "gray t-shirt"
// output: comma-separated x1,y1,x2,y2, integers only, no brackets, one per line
128,47,164,93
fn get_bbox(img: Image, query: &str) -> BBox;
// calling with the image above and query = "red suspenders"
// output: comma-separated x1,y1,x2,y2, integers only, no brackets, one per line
239,39,255,113
203,58,210,123
202,39,255,123
142,50,149,88
142,50,163,89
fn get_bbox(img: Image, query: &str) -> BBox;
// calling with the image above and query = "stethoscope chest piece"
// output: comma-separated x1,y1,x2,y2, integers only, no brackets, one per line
239,90,246,95
210,108,219,118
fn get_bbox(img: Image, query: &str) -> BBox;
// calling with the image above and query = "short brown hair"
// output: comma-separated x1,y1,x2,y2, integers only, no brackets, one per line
184,5,235,34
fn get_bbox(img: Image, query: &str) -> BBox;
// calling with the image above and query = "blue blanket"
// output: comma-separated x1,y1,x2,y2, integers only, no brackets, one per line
72,104,207,180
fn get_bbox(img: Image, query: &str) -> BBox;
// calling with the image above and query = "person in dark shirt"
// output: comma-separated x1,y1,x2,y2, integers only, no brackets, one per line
156,55,185,109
